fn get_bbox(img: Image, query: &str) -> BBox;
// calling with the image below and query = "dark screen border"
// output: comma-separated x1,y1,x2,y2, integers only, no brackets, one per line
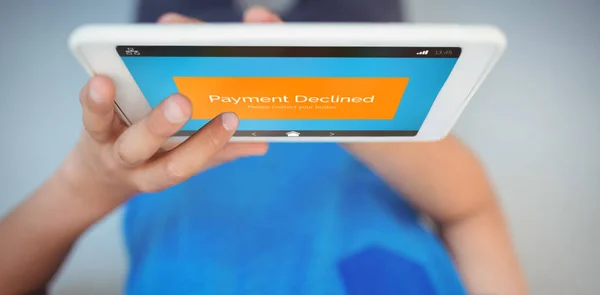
116,46,461,58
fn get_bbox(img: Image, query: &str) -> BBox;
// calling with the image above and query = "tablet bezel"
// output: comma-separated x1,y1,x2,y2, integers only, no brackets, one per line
69,23,506,142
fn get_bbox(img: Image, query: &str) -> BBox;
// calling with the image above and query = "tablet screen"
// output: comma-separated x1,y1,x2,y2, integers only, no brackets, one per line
117,46,461,137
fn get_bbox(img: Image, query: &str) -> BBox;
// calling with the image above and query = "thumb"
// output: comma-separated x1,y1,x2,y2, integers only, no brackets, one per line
243,6,283,23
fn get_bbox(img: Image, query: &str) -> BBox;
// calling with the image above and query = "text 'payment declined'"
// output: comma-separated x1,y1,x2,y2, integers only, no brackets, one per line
173,77,409,120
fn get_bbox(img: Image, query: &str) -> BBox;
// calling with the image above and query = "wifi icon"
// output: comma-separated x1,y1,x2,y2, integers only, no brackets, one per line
416,50,429,55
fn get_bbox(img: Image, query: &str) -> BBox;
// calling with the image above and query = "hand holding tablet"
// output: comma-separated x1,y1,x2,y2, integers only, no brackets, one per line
69,23,506,144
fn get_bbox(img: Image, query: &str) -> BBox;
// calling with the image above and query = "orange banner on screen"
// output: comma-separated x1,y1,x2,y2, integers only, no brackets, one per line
172,77,409,120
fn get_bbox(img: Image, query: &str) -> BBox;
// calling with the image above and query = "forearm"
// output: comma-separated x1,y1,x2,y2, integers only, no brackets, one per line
0,162,121,294
345,136,528,294
344,136,496,222
440,199,527,295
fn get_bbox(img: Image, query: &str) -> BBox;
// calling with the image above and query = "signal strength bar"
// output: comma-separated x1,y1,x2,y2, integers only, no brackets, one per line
416,50,429,55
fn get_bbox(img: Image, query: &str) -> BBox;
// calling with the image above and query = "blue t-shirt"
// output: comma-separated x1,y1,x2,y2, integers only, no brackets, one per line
124,144,466,294
125,1,467,294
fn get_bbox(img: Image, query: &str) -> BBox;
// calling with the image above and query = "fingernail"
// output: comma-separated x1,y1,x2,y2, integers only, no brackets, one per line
89,83,103,104
158,12,200,23
158,13,183,23
221,112,238,131
245,6,280,22
164,99,187,123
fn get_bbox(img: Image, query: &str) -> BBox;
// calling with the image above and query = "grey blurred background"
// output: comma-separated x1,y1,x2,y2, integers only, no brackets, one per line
0,0,598,294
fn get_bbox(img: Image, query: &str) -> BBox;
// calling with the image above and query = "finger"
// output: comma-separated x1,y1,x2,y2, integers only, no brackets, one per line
132,112,239,191
113,94,192,167
80,75,117,142
158,12,202,23
202,142,269,169
218,142,269,157
212,142,269,163
111,109,128,133
243,6,283,23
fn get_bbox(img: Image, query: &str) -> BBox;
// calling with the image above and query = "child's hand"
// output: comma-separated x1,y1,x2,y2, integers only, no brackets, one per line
58,7,284,212
59,76,268,211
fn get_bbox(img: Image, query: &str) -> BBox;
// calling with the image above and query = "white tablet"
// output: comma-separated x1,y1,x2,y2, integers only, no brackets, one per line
69,23,506,142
